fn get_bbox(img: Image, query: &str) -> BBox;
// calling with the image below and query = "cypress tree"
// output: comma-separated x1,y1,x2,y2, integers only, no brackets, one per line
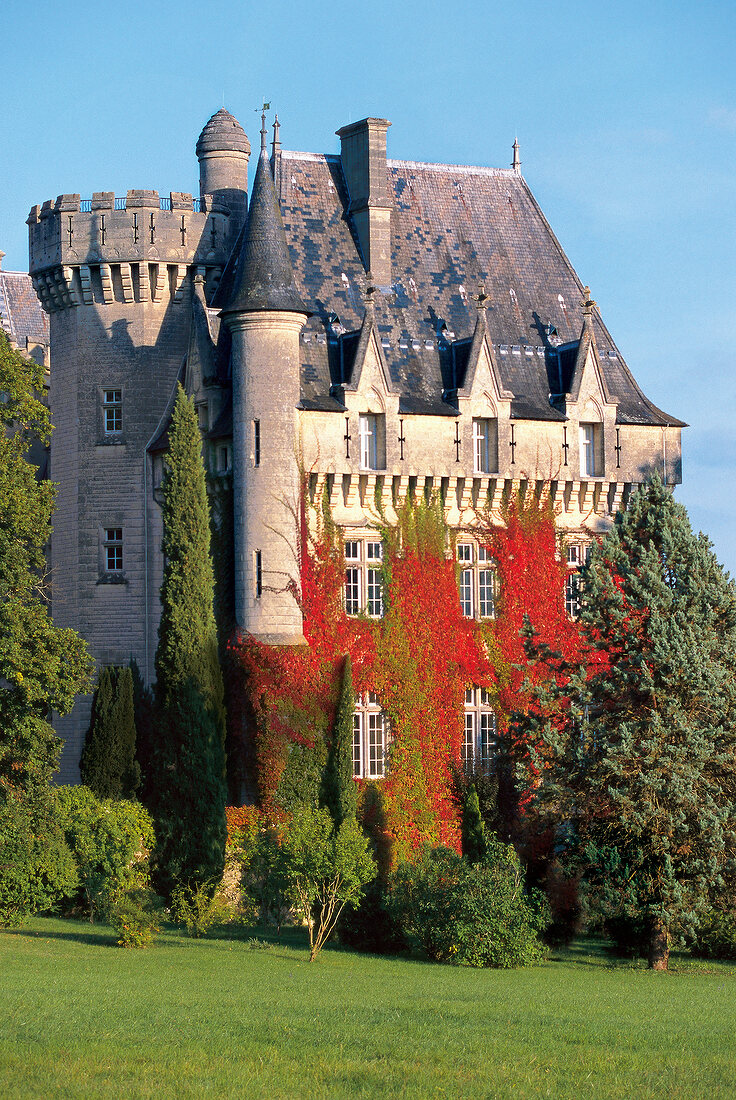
151,385,227,898
80,666,140,799
526,475,736,969
461,784,487,864
320,654,357,827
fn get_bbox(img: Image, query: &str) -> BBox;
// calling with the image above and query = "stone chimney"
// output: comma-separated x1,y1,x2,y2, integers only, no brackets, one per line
336,118,392,288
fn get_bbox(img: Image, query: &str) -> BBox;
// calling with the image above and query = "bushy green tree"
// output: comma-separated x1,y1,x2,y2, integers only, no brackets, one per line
80,666,140,799
388,841,547,967
150,385,226,899
321,654,357,827
523,475,736,969
281,804,375,960
0,332,92,799
0,789,77,927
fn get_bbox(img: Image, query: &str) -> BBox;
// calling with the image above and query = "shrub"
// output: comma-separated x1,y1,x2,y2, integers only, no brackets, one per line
690,907,736,961
171,882,233,937
58,786,155,920
110,886,160,948
338,878,407,955
388,840,548,968
0,792,77,927
80,665,140,800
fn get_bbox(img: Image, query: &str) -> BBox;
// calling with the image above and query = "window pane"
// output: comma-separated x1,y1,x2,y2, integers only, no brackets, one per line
368,714,386,777
459,569,473,617
479,569,496,618
345,541,360,562
462,712,475,766
479,712,496,768
352,714,362,777
345,567,360,614
359,414,378,469
565,573,581,619
367,568,383,617
457,543,473,563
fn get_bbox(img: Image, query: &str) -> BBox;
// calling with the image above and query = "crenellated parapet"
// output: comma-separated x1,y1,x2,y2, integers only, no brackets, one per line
28,189,237,312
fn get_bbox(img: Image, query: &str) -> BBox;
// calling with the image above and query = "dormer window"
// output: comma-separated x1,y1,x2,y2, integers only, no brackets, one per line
359,413,385,470
580,423,601,477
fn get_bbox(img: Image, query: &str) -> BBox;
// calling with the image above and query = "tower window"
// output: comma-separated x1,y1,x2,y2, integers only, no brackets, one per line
103,528,123,572
255,550,262,598
253,419,261,467
472,418,498,474
103,389,122,434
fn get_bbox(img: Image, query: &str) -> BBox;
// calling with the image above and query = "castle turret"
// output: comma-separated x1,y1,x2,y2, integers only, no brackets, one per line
222,118,309,644
196,109,250,233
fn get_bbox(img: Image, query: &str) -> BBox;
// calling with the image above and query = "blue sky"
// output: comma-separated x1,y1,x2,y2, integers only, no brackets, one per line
3,0,735,574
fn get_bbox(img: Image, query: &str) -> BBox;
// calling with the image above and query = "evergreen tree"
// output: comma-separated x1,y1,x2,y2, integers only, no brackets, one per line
80,666,140,799
151,385,226,898
523,476,736,969
461,784,487,863
0,332,92,799
320,655,357,827
130,659,155,803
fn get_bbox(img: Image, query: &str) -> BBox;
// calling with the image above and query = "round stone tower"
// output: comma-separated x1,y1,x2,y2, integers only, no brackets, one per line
222,120,310,644
28,111,249,780
196,109,250,231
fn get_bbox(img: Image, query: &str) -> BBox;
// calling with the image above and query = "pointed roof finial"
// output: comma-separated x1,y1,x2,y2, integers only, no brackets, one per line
260,110,268,153
582,286,596,317
512,137,521,174
472,282,490,311
271,114,281,160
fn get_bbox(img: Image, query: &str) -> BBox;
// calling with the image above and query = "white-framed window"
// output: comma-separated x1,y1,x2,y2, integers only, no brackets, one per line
103,527,123,573
352,692,389,778
457,542,497,619
579,423,601,477
473,418,498,474
565,541,589,619
359,413,385,470
344,538,383,617
103,389,122,434
463,688,497,770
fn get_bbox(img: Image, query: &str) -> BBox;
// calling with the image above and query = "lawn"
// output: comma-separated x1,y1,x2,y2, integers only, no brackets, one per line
1,918,735,1099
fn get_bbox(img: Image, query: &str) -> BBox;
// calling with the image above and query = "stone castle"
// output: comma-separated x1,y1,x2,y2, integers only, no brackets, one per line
27,109,684,783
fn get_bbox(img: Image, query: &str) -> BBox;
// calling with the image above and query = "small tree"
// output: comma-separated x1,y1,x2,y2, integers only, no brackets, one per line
150,385,226,899
80,666,140,799
320,654,357,828
461,785,487,863
524,476,736,969
282,805,375,961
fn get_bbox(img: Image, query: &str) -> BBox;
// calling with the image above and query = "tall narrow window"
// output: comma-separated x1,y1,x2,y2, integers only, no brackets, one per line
463,688,497,770
253,419,260,467
366,541,383,617
352,714,363,778
478,546,497,619
580,423,599,477
344,541,361,615
103,389,122,434
255,550,263,598
472,418,497,474
104,528,123,572
367,711,388,778
457,543,474,617
352,693,389,778
358,413,385,470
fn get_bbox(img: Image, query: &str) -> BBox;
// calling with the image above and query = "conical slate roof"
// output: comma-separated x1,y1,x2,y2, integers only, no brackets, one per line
221,136,308,316
196,109,250,156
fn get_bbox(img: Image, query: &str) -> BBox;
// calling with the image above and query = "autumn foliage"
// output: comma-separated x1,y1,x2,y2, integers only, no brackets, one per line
231,483,580,860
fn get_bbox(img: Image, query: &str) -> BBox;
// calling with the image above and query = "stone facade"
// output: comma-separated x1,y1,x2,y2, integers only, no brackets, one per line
28,109,684,782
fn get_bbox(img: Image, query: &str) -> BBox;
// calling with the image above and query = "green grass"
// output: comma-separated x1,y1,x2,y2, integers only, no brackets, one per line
2,919,735,1099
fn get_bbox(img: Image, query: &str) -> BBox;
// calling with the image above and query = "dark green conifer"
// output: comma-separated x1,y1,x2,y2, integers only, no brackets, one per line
321,655,358,828
525,475,736,969
461,784,487,863
151,385,226,898
80,666,140,799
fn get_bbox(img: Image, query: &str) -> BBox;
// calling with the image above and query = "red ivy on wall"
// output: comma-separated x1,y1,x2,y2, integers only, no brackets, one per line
231,484,585,859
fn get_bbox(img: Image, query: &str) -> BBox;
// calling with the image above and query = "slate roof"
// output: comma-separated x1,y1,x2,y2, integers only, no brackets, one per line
0,269,49,348
270,150,683,427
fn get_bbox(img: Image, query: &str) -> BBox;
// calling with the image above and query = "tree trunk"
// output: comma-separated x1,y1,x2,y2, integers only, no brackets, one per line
648,919,670,970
